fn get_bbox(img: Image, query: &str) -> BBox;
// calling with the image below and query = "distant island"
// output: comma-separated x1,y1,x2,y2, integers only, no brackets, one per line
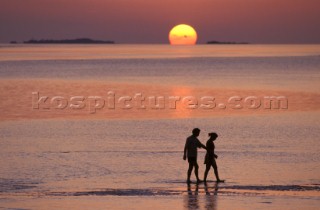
207,40,249,44
22,38,114,44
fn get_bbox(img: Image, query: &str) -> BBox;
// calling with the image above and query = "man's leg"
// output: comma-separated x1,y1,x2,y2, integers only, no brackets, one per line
194,162,202,182
187,162,193,183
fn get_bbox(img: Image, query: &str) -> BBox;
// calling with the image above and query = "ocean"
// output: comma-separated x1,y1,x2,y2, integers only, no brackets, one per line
0,44,319,210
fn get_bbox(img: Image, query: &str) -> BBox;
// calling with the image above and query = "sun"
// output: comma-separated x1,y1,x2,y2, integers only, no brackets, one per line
169,24,198,45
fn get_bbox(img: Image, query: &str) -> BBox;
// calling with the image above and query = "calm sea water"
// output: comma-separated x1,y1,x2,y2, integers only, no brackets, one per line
1,44,320,91
0,44,319,209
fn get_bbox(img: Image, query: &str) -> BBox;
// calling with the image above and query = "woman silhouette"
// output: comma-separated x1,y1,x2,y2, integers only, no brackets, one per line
204,132,224,182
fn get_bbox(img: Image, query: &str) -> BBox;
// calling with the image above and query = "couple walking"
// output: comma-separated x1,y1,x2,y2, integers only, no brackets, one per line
183,128,224,184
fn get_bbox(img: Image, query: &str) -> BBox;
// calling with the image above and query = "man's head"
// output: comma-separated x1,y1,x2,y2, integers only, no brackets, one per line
192,128,201,137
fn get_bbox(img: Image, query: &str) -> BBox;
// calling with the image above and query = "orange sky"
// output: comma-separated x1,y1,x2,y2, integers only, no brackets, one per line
1,0,320,43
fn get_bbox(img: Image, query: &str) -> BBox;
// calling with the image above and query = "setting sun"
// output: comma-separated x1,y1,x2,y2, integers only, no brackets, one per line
169,24,198,45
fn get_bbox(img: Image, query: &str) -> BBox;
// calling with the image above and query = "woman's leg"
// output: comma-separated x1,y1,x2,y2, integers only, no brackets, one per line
213,165,221,181
203,164,211,182
212,160,221,181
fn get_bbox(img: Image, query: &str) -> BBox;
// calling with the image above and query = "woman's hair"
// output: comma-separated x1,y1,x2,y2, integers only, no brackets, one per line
208,132,218,138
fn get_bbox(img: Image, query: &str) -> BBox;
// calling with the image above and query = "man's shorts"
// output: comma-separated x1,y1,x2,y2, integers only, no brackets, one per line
188,157,197,163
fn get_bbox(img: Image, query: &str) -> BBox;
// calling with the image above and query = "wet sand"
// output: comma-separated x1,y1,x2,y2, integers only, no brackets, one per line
1,184,319,210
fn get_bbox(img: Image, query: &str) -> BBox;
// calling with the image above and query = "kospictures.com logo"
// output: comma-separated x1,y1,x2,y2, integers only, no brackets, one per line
32,91,288,114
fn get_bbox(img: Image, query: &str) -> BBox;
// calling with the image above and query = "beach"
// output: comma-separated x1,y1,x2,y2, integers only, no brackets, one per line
0,44,320,210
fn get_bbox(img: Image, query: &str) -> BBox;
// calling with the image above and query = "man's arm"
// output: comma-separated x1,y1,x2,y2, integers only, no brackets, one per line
197,139,206,150
183,139,188,160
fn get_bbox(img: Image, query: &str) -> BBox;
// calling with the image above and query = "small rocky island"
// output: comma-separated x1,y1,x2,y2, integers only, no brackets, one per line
207,40,249,44
23,38,114,44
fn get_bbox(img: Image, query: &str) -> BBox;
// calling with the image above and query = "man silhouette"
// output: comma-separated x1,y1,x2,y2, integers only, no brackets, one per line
183,128,206,184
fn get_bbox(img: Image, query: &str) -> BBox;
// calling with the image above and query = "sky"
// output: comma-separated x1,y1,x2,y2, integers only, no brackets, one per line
1,0,320,44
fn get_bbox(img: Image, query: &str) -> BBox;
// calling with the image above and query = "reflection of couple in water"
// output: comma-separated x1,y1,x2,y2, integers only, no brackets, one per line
183,128,224,184
185,182,218,210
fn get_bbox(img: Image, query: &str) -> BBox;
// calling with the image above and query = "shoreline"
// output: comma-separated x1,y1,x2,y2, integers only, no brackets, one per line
1,183,319,210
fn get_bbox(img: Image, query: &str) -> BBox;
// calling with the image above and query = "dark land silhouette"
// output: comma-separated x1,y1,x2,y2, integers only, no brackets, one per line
207,40,249,44
22,38,114,44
